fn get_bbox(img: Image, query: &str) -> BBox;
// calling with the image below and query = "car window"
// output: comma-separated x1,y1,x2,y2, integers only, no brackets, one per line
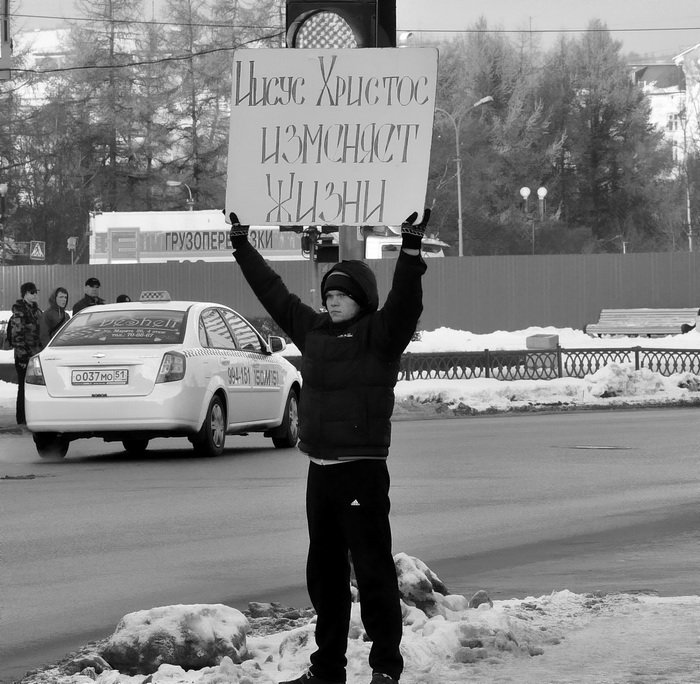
198,317,209,347
200,308,237,349
221,310,263,353
51,309,185,346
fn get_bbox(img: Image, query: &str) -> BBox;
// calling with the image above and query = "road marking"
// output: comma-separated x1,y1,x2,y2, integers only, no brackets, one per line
566,445,633,450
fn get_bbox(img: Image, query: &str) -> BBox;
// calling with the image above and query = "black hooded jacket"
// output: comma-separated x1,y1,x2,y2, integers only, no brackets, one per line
234,242,426,459
40,288,70,346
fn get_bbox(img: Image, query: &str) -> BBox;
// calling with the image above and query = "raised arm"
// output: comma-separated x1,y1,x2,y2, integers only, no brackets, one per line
373,210,431,357
229,213,321,352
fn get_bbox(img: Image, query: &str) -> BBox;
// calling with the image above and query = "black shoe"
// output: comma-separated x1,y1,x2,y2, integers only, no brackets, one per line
279,671,343,684
370,674,399,684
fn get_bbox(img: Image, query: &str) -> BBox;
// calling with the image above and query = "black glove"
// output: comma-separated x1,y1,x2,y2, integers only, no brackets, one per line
401,208,432,250
228,212,250,250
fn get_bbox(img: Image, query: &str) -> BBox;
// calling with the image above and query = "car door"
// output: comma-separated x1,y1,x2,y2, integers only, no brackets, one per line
220,309,283,421
199,307,258,425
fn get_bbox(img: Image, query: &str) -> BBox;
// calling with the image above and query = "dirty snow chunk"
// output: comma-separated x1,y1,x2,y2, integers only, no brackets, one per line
63,653,112,675
101,604,250,675
395,552,456,617
468,590,494,609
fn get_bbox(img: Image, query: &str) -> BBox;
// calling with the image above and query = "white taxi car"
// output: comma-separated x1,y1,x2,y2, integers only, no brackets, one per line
25,292,301,459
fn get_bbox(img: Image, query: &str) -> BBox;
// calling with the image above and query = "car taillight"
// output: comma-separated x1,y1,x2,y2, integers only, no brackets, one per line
156,352,186,383
25,356,45,385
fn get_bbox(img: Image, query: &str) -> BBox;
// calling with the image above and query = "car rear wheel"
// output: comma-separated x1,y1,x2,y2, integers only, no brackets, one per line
192,395,226,457
33,433,69,459
272,389,299,449
122,439,149,455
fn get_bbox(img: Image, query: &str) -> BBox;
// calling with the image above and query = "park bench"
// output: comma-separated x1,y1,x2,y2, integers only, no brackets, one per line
585,308,699,337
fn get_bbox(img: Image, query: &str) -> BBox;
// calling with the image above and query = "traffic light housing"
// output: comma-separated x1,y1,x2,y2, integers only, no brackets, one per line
286,0,396,49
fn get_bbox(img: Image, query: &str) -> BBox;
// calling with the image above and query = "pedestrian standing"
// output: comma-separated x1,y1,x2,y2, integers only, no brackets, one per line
40,287,70,346
72,277,105,314
9,282,43,425
229,209,431,684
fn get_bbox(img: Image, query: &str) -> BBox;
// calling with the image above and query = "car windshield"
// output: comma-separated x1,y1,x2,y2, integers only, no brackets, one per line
51,309,186,346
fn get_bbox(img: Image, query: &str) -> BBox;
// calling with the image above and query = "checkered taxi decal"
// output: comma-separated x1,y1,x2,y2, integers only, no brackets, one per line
182,348,264,359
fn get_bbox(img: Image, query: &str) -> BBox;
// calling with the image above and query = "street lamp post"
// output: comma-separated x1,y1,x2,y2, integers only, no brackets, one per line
166,180,194,210
520,185,547,254
0,182,7,265
435,96,493,257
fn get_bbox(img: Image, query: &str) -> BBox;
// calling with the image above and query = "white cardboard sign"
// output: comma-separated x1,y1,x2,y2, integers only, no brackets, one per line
225,48,438,227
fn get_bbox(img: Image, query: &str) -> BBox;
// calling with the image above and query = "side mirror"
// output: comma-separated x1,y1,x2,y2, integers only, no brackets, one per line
267,335,287,353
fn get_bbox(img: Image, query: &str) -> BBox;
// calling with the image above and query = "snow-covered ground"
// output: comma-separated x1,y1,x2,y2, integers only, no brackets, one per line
3,324,700,683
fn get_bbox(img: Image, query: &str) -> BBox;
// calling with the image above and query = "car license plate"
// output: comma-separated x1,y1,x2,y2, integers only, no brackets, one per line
71,369,129,385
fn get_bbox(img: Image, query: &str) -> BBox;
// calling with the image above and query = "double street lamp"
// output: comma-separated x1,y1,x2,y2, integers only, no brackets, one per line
435,96,493,257
519,186,548,254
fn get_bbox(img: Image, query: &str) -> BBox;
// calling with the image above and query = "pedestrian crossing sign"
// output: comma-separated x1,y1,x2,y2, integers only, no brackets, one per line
30,240,45,260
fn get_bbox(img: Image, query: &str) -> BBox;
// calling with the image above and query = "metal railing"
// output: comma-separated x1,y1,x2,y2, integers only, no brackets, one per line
287,347,700,381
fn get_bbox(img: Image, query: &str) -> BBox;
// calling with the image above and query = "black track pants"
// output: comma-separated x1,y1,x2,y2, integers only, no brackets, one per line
306,459,403,683
15,360,27,425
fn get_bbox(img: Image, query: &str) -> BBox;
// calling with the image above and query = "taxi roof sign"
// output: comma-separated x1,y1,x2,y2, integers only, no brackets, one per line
139,290,171,302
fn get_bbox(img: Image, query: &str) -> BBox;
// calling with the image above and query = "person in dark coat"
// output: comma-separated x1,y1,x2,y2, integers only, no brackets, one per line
9,282,43,425
229,209,431,684
72,277,105,314
40,287,70,346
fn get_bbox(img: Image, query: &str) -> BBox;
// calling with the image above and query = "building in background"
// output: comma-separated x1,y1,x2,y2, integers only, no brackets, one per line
631,43,700,168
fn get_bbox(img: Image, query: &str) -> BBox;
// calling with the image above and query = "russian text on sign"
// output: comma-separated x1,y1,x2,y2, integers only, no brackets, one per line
226,48,438,227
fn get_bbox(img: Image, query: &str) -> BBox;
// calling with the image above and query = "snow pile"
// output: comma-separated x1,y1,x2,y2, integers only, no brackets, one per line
408,325,700,351
22,585,700,684
393,362,700,415
101,604,250,675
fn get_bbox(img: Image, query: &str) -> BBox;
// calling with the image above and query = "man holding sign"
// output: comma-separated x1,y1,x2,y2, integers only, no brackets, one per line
227,45,438,684
230,209,430,684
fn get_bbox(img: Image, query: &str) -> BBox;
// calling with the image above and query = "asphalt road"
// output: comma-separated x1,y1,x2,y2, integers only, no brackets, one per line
1,408,699,683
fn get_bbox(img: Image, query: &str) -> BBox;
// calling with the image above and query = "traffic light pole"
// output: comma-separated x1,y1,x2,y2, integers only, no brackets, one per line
0,182,7,265
285,1,396,261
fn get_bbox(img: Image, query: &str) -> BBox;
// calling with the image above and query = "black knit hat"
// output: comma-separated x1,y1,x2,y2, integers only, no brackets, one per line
320,260,379,313
322,270,367,309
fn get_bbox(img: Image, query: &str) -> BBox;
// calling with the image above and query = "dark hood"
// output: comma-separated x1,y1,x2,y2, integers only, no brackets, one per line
48,287,68,310
321,260,379,313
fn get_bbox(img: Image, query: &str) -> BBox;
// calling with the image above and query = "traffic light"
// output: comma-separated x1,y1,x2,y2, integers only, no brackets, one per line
286,0,396,49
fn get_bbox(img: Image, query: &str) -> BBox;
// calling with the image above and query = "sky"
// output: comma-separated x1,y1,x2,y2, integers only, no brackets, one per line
13,0,700,59
3,323,700,682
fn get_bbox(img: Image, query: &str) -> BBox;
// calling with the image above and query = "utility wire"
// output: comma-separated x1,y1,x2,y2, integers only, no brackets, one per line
7,14,699,76
15,43,279,74
14,12,279,30
12,12,700,35
8,32,284,75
